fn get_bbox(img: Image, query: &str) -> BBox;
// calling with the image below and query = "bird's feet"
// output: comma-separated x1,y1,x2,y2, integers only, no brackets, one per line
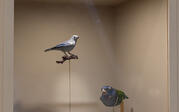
70,54,78,59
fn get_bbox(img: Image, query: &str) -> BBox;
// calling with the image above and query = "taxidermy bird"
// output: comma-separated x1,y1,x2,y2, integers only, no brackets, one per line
100,86,128,107
44,35,79,56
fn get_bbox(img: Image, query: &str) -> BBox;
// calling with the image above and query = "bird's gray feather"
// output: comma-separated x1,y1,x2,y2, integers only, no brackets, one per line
45,40,75,52
44,35,79,53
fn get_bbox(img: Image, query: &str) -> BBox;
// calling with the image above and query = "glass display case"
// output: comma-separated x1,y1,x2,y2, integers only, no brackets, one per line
13,0,168,112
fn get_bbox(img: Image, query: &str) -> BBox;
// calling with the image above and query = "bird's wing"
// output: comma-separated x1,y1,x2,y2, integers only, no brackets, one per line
55,41,73,48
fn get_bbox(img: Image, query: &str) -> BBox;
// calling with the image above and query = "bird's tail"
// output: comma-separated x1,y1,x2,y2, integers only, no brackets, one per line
44,48,52,52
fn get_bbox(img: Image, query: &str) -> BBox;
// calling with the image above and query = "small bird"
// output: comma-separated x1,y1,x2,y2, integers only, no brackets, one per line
44,35,79,56
100,86,128,107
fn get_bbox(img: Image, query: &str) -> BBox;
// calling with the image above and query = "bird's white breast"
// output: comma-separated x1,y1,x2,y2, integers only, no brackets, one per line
68,40,75,45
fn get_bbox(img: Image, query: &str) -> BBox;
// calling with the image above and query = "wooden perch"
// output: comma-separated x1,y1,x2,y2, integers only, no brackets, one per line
120,101,124,112
56,54,78,64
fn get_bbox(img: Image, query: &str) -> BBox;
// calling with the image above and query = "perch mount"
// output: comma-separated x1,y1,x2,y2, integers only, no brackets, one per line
56,54,78,64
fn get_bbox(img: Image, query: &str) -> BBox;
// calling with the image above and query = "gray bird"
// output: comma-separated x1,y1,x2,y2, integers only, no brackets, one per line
44,35,79,56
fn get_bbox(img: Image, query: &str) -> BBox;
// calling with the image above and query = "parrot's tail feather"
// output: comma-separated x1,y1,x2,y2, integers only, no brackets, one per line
125,95,129,99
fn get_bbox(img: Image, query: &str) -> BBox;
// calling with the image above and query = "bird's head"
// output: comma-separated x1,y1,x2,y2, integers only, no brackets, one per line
101,86,113,95
71,35,79,41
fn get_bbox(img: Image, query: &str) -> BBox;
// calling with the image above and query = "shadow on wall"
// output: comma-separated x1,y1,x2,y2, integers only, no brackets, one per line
14,102,99,112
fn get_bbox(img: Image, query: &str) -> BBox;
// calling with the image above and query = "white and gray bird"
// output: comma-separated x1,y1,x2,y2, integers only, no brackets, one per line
44,35,79,56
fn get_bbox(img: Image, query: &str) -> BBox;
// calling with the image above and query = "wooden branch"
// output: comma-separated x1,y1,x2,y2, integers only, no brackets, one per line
56,54,78,64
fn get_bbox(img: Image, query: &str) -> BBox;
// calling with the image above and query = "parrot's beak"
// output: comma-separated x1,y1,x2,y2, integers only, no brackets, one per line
102,89,107,94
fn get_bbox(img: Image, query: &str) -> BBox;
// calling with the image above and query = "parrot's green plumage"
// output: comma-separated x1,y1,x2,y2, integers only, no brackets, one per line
116,90,128,105
116,90,128,100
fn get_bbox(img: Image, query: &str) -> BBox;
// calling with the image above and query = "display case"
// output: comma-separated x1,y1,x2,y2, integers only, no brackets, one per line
1,0,178,112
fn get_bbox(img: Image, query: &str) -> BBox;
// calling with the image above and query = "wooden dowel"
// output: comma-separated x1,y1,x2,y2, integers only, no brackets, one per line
69,60,71,112
120,101,124,112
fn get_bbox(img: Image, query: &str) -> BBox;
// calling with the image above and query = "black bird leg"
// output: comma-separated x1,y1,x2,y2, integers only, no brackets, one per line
64,52,69,57
68,52,76,56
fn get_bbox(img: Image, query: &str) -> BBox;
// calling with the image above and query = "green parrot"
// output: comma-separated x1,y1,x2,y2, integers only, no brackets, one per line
100,86,128,107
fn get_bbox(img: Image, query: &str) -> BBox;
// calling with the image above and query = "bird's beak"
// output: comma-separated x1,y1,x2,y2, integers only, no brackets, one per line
102,89,107,94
